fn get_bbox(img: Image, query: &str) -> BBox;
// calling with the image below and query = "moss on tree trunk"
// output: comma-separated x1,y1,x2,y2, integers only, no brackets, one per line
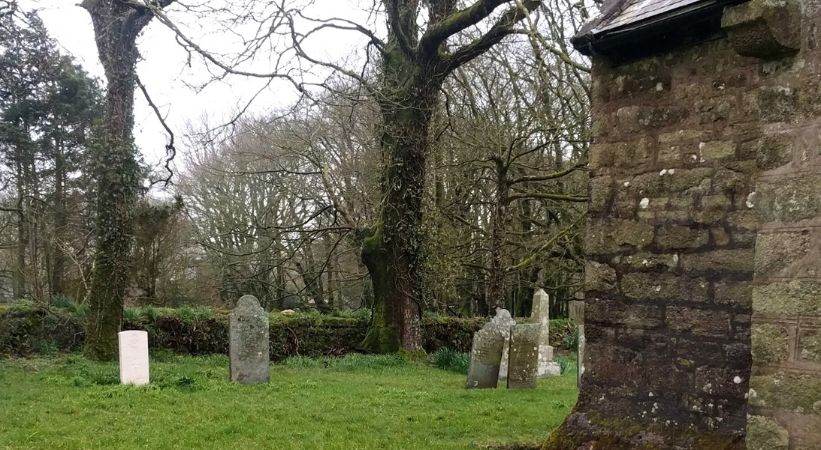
82,1,154,360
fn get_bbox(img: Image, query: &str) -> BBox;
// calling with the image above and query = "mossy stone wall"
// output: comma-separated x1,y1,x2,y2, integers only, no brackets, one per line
0,306,576,360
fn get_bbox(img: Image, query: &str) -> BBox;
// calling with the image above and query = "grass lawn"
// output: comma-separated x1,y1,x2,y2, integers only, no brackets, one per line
0,353,577,449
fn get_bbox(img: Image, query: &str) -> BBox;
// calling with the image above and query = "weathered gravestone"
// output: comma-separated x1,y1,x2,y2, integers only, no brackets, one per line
568,300,585,324
498,310,517,382
569,299,585,387
532,289,561,377
229,295,270,384
507,323,540,389
498,337,511,382
577,324,585,387
466,309,514,389
118,330,149,385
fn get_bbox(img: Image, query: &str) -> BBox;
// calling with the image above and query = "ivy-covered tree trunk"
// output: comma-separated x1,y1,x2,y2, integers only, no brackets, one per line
360,0,540,353
361,86,439,352
361,5,439,353
82,0,171,360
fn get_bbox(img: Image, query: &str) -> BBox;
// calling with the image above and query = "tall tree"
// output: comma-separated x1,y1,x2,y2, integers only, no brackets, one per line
0,8,53,299
81,0,174,360
0,9,101,302
41,60,101,298
358,0,542,352
142,0,542,352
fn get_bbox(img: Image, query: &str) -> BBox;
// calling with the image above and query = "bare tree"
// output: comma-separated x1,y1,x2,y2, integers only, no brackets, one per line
421,0,591,317
133,0,543,351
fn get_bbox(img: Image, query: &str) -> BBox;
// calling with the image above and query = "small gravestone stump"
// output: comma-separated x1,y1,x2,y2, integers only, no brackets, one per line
577,324,586,387
532,289,561,377
467,309,514,389
118,330,149,385
507,323,540,389
230,295,270,384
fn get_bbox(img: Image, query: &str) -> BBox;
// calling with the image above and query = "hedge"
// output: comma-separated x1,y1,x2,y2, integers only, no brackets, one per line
0,302,576,360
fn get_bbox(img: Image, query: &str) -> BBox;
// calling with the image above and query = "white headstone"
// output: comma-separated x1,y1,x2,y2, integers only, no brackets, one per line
118,330,149,385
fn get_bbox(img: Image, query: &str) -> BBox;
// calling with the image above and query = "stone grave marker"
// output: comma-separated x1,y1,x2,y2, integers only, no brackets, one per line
466,309,514,389
497,310,516,382
507,323,540,389
568,300,585,324
229,295,270,384
118,330,149,385
532,289,561,377
577,324,586,387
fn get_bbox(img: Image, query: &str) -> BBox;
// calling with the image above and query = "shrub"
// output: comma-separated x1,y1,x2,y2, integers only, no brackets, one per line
556,356,576,375
429,348,470,374
562,327,579,351
330,309,371,321
0,301,84,356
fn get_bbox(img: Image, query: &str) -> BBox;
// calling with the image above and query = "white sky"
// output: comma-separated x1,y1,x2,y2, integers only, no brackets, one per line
18,0,375,183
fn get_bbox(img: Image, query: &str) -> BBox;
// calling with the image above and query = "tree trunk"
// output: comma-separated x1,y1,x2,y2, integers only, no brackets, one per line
296,246,330,314
360,0,539,350
11,136,28,299
82,1,150,360
486,158,509,313
361,78,438,354
50,145,66,298
326,245,337,310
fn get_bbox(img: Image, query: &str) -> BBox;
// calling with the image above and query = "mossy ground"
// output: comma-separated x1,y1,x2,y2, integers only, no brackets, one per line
0,353,577,449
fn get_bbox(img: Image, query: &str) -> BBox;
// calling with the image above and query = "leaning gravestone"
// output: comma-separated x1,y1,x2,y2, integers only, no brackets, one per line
229,295,270,384
118,330,149,385
532,289,561,377
507,323,540,389
466,309,514,389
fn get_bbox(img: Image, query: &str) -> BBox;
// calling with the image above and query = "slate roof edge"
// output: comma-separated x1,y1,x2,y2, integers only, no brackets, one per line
571,0,748,56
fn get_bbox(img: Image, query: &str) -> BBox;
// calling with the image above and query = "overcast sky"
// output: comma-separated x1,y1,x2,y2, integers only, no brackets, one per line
18,0,374,183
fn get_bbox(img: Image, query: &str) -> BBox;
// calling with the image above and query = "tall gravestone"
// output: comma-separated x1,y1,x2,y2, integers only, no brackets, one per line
507,323,540,389
118,330,149,385
498,310,516,382
568,300,585,324
229,295,270,384
569,299,586,386
466,309,514,389
577,324,585,387
532,289,560,377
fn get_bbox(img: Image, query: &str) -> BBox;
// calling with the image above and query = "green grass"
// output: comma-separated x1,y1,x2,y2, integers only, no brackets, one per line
0,353,577,449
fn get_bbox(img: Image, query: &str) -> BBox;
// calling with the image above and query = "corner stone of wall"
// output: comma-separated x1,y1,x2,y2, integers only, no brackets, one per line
744,23,821,450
